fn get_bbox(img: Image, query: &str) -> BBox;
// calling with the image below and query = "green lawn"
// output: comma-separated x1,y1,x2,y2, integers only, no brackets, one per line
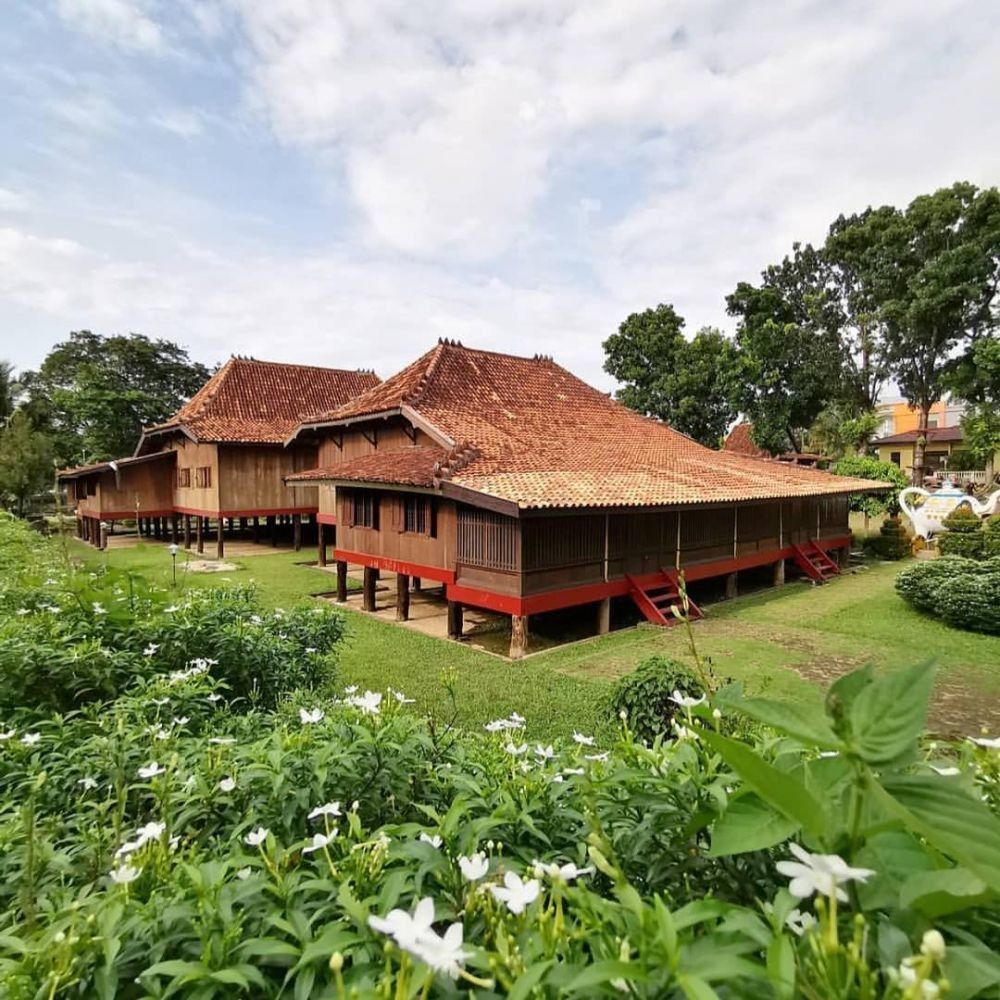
71,538,1000,738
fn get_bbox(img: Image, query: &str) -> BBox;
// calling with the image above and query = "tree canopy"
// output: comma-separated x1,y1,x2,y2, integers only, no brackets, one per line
948,337,1000,471
22,331,212,466
0,410,53,516
602,306,739,446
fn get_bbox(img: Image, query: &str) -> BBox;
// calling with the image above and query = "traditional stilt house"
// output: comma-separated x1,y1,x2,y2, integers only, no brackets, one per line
59,357,379,555
287,340,884,657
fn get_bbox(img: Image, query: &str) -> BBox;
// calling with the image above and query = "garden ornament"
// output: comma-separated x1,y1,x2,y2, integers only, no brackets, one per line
899,479,1000,540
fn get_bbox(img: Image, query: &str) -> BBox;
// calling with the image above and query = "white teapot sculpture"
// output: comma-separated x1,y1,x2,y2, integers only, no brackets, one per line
899,479,1000,540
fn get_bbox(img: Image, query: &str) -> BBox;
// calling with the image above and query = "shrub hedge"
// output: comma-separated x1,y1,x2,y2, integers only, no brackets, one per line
896,555,1000,634
937,505,986,559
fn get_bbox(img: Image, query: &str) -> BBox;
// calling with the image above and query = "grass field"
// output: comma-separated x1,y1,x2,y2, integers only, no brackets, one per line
70,534,1000,739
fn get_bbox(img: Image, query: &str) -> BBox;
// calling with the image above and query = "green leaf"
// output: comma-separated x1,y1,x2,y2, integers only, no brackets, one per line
677,975,720,1000
849,661,935,764
826,664,874,714
876,774,1000,893
899,868,995,918
508,960,554,1000
766,935,795,1000
564,960,646,993
943,945,1000,1000
716,693,840,748
700,730,828,839
709,793,799,856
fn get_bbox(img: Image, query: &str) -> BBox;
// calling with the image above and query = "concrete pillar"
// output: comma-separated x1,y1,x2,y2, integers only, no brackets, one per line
99,521,108,551
447,600,464,640
216,519,225,560
196,515,204,554
336,560,348,603
773,558,786,587
396,573,410,621
597,597,611,635
293,513,302,552
183,515,191,549
317,523,327,567
510,614,529,660
363,567,378,612
725,572,738,600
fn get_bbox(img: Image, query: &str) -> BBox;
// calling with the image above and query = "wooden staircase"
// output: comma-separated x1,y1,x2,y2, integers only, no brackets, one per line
791,540,841,584
627,569,703,627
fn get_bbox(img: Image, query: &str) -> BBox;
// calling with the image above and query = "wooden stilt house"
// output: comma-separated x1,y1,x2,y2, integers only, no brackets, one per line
59,357,379,555
287,340,885,657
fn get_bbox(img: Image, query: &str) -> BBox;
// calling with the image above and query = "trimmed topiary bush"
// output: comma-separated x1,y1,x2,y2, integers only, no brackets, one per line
937,504,986,559
985,515,1000,559
606,656,703,742
896,555,1000,634
871,516,911,560
895,556,979,614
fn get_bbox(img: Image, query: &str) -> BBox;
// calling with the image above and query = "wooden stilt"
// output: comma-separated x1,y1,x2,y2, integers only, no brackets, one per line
773,559,786,587
216,519,225,559
183,515,191,549
510,614,529,660
99,521,108,551
317,524,327,566
336,560,348,602
268,515,277,547
293,513,302,552
447,601,464,640
396,573,410,621
597,597,611,635
725,572,738,600
153,518,161,540
252,516,260,543
363,567,377,612
196,515,204,554
412,577,422,592
171,514,179,544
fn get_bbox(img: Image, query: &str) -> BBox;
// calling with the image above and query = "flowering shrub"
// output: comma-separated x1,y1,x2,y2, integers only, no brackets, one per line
896,556,1000,635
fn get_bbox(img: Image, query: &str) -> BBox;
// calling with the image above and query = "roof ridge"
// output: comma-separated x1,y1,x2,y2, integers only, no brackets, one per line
228,355,378,376
179,357,234,422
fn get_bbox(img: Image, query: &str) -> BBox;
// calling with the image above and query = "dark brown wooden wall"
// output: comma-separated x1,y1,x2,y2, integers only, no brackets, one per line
218,443,319,511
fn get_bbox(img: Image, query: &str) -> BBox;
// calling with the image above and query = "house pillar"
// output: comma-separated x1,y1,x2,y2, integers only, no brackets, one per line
363,567,378,612
171,515,179,545
447,600,464,639
153,517,161,540
317,524,327,566
396,573,410,621
267,515,277,547
216,519,225,560
99,521,108,550
510,615,529,660
773,558,785,587
183,515,191,549
411,577,422,592
252,516,260,543
336,560,348,602
597,597,611,635
293,513,302,552
725,572,738,600
196,515,204,554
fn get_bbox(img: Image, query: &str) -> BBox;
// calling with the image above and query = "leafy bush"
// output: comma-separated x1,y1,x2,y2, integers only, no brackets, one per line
605,656,703,742
985,514,1000,558
869,515,911,559
896,555,1000,634
938,505,986,559
833,456,909,516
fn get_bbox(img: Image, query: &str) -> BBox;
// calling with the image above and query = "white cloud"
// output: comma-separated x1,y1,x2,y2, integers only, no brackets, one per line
152,108,205,138
55,0,164,51
0,188,32,213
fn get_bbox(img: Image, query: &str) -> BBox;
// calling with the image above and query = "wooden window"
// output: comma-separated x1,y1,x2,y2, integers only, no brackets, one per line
74,480,87,501
457,507,519,572
890,451,901,466
402,495,436,535
176,468,191,488
194,466,211,488
352,492,379,529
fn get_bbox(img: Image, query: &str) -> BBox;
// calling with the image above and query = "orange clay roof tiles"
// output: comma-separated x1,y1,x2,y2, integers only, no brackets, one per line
295,341,889,510
143,357,380,445
287,446,447,488
723,422,771,459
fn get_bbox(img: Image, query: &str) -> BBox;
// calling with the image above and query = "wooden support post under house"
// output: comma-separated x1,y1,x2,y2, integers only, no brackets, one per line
510,614,529,660
267,515,277,547
725,572,738,600
153,518,162,540
411,577,422,592
183,515,191,549
447,601,464,639
336,560,348,602
773,558,785,587
363,567,378,612
252,516,260,543
293,513,302,551
396,573,410,621
99,522,108,550
317,524,327,566
216,519,225,559
171,515,179,544
196,515,204,554
597,597,611,636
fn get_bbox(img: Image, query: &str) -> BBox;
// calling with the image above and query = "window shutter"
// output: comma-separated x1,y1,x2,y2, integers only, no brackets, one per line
391,496,403,532
427,499,437,538
345,491,355,528
372,495,380,531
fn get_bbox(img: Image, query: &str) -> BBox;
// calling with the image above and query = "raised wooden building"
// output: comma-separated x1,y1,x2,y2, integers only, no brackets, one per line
287,340,882,657
60,357,379,553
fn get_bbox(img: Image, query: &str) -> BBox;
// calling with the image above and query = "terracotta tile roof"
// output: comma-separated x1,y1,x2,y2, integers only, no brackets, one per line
287,446,447,488
57,450,174,481
872,426,964,445
723,422,771,459
141,357,380,447
296,340,889,510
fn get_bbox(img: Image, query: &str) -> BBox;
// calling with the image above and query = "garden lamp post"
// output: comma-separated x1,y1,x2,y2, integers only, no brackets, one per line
169,543,179,587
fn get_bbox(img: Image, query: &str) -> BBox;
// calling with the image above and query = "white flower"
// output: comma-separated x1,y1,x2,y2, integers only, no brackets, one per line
21,732,41,746
776,844,875,902
218,777,236,793
458,852,489,881
303,832,334,854
585,752,610,762
535,744,555,760
562,767,584,776
898,961,940,998
143,644,159,656
244,827,269,847
16,608,29,616
150,697,170,706
299,707,325,725
572,732,595,746
671,721,698,740
490,871,540,914
485,719,511,732
207,693,223,703
77,776,99,790
921,929,946,960
308,801,342,820
172,716,190,726
109,864,140,885
0,729,14,741
305,647,317,654
785,909,818,936
369,896,437,952
115,840,140,858
137,762,165,779
344,685,358,695
393,690,415,704
152,727,171,741
419,832,443,848
235,866,252,880
504,742,528,756
929,764,959,777
669,690,706,708
510,711,525,723
969,736,1000,750
164,605,180,613
413,922,470,979
533,860,594,883
92,602,107,615
209,737,236,745
712,708,723,720
551,774,565,783
135,821,166,845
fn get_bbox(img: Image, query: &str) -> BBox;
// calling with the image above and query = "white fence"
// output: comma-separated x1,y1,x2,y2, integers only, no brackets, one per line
945,470,990,485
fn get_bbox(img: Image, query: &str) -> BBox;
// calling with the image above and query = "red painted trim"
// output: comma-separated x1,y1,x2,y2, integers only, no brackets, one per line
333,548,456,585
76,508,175,520
173,505,317,518
317,513,338,526
445,534,853,616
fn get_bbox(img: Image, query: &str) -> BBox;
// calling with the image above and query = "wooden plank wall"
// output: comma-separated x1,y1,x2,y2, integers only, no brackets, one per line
218,443,319,511
81,460,175,517
169,440,220,511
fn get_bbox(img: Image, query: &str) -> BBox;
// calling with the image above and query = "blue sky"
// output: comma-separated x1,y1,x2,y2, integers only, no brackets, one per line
0,0,997,389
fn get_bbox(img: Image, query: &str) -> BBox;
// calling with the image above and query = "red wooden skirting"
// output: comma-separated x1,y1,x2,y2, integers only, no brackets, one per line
75,508,175,520
316,513,337,526
332,548,457,585
173,505,318,518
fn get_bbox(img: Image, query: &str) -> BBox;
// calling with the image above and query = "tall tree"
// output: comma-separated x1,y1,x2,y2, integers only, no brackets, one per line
859,182,1000,484
947,337,1000,476
23,331,212,465
603,306,739,446
0,360,17,424
726,244,847,454
0,411,53,516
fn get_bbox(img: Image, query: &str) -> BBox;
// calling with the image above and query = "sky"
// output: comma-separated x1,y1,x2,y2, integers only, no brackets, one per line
0,0,997,391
